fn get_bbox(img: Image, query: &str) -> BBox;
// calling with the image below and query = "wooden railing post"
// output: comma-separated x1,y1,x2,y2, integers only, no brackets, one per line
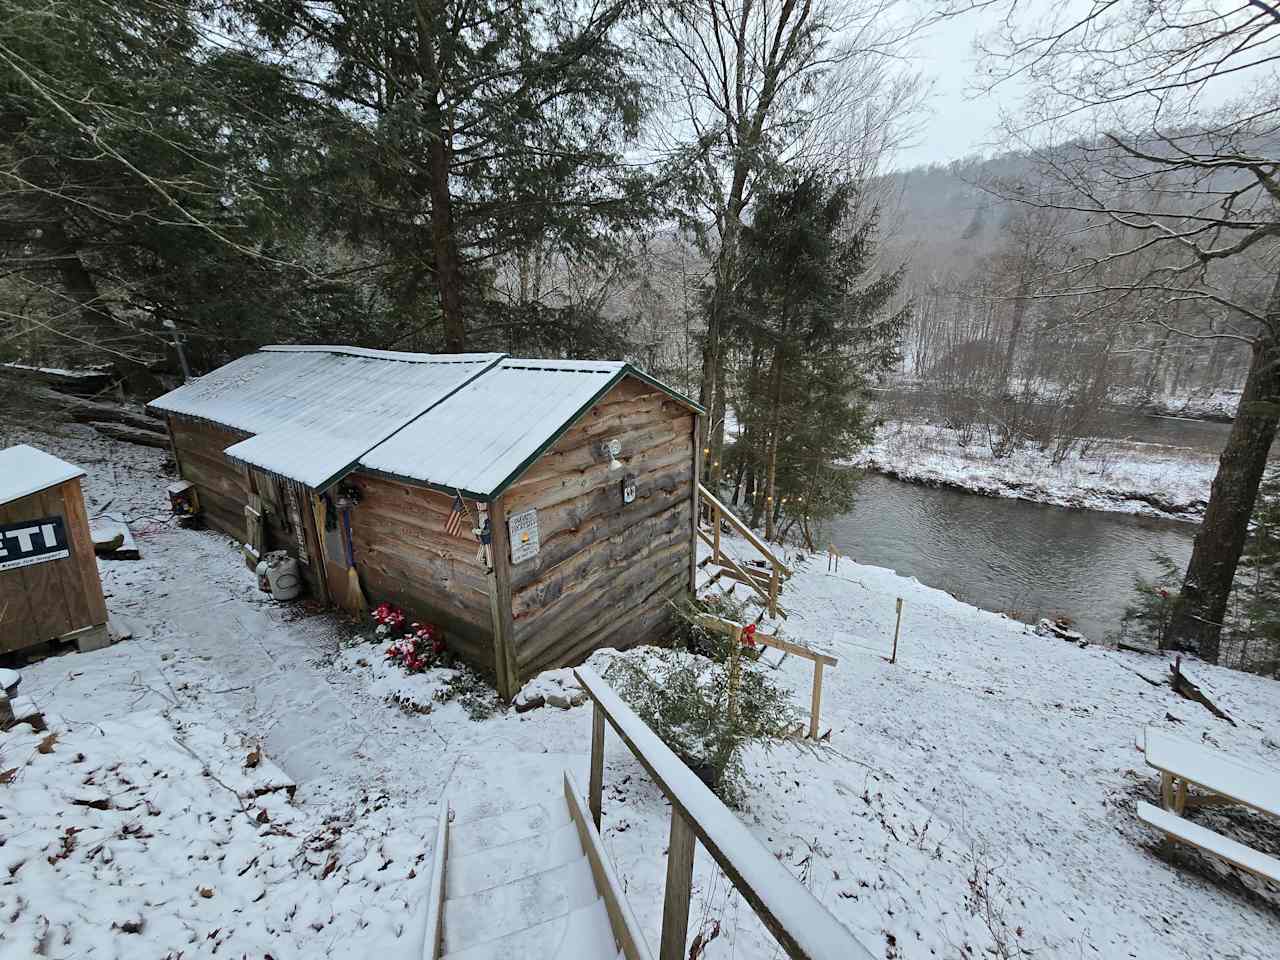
712,502,721,565
768,566,779,617
590,702,605,830
659,808,697,960
809,661,825,740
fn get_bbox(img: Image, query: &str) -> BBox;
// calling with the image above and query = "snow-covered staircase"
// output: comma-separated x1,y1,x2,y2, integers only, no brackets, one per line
424,772,649,960
696,483,790,619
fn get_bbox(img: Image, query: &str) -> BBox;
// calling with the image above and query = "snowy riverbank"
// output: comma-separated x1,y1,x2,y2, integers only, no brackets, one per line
852,421,1217,521
3,423,1278,959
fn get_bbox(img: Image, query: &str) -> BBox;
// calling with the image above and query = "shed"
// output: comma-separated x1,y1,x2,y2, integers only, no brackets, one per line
149,346,703,697
0,445,109,656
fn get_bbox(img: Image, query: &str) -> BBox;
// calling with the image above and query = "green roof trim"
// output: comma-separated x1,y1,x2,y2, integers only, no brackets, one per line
483,364,702,500
353,364,702,502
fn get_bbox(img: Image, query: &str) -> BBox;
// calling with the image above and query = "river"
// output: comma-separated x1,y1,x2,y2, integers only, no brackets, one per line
823,400,1240,642
829,474,1196,642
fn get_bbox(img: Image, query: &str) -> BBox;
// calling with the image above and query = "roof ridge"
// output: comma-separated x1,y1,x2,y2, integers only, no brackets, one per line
261,345,506,365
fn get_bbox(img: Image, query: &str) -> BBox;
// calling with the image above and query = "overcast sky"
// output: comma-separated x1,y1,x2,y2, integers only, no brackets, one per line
896,1,1263,171
895,7,1015,170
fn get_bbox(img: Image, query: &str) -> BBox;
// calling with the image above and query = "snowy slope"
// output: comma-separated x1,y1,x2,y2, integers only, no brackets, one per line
3,423,1278,959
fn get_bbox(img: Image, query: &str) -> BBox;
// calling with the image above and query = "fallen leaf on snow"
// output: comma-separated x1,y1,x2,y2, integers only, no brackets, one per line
37,733,58,754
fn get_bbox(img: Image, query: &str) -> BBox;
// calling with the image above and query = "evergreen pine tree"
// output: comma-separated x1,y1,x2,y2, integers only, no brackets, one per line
728,175,908,547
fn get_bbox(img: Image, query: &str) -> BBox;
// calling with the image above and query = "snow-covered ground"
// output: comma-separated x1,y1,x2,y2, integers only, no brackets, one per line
853,421,1217,521
1131,388,1242,423
3,422,1279,959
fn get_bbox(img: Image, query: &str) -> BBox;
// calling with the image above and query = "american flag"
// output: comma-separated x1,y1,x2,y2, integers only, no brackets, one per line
446,494,465,538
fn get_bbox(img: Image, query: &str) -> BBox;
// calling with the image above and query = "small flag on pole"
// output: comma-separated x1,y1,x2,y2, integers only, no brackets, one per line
446,494,464,538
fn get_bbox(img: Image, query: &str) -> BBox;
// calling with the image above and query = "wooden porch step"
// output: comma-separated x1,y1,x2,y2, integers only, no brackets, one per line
448,798,572,857
442,856,601,954
446,820,585,898
441,897,617,960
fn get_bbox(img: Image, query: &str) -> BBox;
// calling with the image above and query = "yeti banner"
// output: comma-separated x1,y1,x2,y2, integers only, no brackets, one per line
0,516,69,572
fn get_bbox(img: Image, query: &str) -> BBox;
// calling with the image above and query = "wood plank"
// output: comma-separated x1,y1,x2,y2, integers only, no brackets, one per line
512,505,691,619
697,484,791,576
351,508,491,572
505,440,692,516
513,531,690,653
424,796,451,960
487,496,519,700
1144,727,1280,820
509,467,692,588
56,479,107,627
356,536,493,600
808,662,825,740
0,499,38,654
34,486,89,635
659,809,696,960
356,547,494,625
12,492,72,643
1137,801,1280,883
526,572,686,676
516,418,682,486
689,413,702,597
574,666,875,960
516,547,690,668
176,448,252,501
563,771,654,960
590,704,605,830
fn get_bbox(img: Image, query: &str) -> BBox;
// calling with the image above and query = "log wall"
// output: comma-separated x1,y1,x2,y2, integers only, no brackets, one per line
167,415,252,537
344,473,497,674
167,416,324,597
501,377,695,679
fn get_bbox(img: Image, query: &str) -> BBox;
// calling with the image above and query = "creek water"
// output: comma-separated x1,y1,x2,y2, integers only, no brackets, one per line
822,400,1243,642
828,474,1197,642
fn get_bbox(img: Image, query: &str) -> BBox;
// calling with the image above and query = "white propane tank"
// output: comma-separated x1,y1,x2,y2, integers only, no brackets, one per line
265,552,302,601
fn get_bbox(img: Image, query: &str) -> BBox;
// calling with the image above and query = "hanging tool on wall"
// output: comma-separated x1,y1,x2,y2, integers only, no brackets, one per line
335,486,367,615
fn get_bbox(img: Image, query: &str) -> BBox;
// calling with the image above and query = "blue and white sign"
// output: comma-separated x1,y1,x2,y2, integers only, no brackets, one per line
0,516,69,572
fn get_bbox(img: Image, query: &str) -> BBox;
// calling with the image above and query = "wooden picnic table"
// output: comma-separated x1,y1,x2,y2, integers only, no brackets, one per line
1138,726,1280,884
1143,727,1280,818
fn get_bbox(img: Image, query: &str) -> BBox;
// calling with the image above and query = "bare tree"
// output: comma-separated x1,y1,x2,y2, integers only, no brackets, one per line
933,0,1280,661
642,0,920,486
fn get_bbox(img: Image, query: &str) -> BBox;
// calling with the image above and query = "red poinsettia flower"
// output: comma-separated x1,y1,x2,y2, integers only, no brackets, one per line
741,623,757,648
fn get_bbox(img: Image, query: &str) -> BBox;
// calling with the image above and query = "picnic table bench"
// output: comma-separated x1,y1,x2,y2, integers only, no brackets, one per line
1138,726,1280,884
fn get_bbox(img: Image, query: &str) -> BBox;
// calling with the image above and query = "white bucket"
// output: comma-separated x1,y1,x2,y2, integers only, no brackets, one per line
266,555,302,601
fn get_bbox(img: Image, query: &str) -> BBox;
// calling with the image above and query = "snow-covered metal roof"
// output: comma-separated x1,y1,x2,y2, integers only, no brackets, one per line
0,444,86,506
148,346,503,489
359,358,700,498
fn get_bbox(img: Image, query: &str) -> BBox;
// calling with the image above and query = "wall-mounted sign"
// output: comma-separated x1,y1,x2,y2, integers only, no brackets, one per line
508,508,540,564
0,516,69,572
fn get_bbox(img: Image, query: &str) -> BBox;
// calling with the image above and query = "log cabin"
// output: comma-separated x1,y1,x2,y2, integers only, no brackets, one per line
147,346,703,698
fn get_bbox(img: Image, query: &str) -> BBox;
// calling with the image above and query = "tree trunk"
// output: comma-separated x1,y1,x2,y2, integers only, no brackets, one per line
415,0,466,352
763,345,786,541
38,220,161,391
1162,278,1280,661
427,122,465,351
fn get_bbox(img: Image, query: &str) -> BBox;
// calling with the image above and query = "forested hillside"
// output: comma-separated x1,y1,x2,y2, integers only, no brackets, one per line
2,0,1278,666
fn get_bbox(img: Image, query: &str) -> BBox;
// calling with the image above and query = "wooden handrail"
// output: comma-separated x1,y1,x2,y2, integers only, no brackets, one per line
694,614,836,738
422,795,450,959
697,483,791,576
575,666,873,960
